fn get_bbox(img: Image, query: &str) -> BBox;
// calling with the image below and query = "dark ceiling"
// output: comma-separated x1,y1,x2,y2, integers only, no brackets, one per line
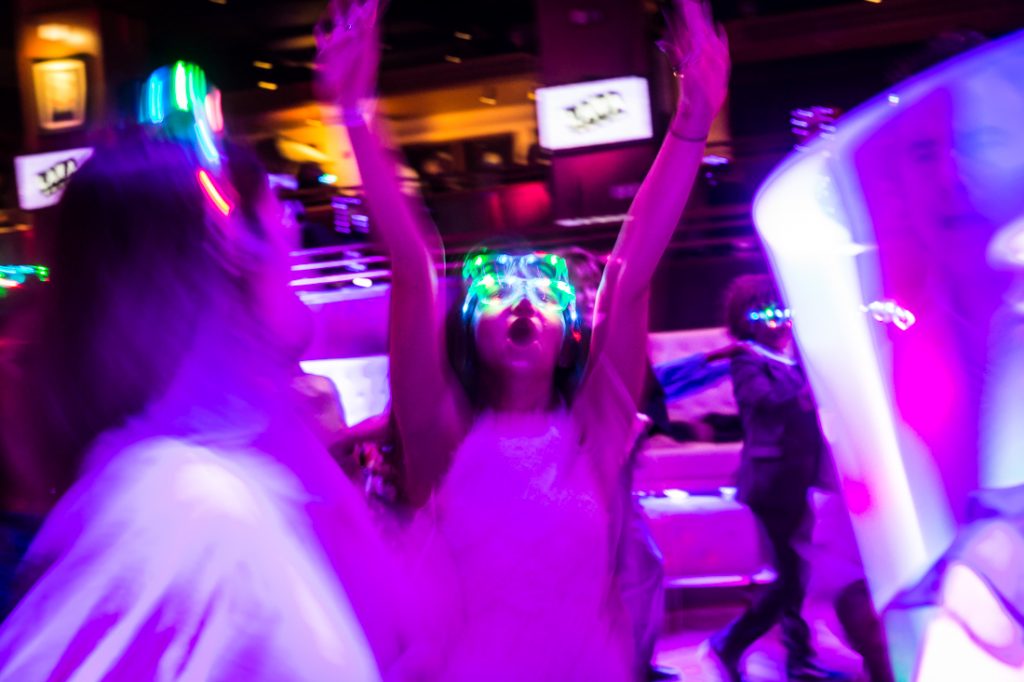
131,0,538,94
128,0,876,95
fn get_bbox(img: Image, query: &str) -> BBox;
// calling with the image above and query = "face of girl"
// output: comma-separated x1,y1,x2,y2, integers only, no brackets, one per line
464,253,576,377
472,279,568,376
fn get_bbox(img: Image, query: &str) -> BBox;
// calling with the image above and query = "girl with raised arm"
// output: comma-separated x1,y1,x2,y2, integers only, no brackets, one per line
317,1,728,678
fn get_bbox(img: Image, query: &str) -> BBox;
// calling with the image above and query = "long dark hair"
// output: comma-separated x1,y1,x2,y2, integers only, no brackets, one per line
23,136,267,492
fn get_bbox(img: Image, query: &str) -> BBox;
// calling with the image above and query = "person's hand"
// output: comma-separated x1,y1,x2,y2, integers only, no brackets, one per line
657,0,730,138
314,0,381,110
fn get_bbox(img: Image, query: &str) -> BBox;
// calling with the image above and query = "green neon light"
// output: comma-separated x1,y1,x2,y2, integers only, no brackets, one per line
173,61,189,111
0,265,50,297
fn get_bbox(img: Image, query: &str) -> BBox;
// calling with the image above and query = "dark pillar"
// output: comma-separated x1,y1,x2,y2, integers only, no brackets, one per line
534,0,660,222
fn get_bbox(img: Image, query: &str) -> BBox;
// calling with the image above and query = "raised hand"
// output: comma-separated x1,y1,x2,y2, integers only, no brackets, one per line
657,0,730,136
314,0,381,109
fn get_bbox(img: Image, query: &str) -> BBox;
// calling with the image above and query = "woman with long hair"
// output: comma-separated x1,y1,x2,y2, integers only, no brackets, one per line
0,138,417,680
316,0,729,678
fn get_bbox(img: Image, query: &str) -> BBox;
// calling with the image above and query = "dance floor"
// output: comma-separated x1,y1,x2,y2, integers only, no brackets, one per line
653,590,865,681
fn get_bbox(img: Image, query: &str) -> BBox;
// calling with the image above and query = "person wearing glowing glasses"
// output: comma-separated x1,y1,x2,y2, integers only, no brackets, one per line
706,275,850,682
316,0,728,677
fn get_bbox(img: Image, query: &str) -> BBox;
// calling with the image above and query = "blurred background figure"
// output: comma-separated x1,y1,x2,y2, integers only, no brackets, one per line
706,274,848,682
0,282,51,622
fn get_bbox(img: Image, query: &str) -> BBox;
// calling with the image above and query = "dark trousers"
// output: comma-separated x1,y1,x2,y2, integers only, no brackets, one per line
718,500,814,664
835,580,895,682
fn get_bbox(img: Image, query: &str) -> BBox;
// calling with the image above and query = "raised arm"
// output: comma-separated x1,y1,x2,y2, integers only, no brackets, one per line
587,0,730,403
316,0,466,504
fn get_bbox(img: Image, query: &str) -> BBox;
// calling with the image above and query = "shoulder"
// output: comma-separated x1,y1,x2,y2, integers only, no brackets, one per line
730,349,765,373
66,438,274,544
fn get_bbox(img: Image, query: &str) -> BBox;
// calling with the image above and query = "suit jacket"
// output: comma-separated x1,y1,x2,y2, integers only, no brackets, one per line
730,345,823,509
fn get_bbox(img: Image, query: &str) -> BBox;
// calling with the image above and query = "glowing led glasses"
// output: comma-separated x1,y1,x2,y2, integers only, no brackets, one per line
747,304,792,328
462,251,577,317
139,60,223,168
0,264,50,297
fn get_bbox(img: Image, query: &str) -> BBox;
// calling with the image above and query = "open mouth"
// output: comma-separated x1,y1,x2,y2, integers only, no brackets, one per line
508,317,537,345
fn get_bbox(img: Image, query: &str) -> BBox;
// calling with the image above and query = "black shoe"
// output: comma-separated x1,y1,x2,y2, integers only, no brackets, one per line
787,658,851,681
704,633,742,682
646,663,681,681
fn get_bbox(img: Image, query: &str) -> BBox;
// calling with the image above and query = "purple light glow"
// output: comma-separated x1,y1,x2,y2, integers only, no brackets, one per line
754,28,1024,681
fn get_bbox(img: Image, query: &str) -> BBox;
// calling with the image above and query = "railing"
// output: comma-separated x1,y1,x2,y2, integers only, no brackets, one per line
288,134,792,297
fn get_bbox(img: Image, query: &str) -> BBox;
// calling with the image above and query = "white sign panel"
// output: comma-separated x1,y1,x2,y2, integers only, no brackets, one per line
536,76,653,151
14,147,94,211
300,355,390,426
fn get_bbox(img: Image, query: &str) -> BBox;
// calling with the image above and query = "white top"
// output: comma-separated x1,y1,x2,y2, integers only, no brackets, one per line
426,356,643,681
0,435,382,682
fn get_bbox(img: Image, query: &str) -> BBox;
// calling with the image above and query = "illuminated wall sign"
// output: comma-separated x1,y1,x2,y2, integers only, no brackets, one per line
32,58,88,131
14,147,94,210
536,76,653,151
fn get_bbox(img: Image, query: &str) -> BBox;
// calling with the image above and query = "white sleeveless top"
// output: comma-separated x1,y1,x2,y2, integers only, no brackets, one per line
429,357,642,681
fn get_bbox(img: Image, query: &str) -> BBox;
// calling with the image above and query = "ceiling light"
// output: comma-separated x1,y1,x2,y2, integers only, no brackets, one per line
37,24,91,47
257,81,278,91
253,60,273,70
444,55,462,64
353,277,374,288
454,31,472,40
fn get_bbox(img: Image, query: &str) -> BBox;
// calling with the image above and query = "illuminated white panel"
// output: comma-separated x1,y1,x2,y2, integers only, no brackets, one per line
916,615,1023,682
14,147,94,210
536,76,653,151
754,146,947,610
300,356,389,427
754,27,1024,682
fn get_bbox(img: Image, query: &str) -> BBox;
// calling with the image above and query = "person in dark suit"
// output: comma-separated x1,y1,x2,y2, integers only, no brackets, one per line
707,274,847,682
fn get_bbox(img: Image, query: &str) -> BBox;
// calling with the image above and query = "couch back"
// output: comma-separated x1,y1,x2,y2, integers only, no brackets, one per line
648,327,737,424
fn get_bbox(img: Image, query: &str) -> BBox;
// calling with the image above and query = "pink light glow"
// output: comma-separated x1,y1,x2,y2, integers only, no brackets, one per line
205,89,224,134
754,27,1024,682
197,169,232,216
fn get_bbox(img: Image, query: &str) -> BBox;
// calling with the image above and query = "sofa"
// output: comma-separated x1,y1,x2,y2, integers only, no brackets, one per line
301,328,774,587
637,327,773,587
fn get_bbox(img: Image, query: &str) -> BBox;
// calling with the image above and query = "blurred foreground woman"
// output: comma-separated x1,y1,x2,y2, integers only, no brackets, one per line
0,138,420,681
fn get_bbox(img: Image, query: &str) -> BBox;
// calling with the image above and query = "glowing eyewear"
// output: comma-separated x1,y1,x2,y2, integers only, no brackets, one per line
747,304,792,328
463,251,577,315
0,264,49,298
139,60,223,168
